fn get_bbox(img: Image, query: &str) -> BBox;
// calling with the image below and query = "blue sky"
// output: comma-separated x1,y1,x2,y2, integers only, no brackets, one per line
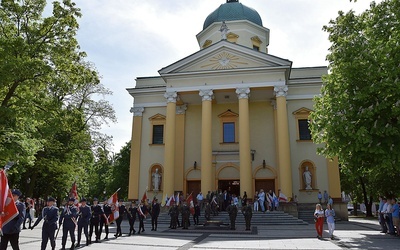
60,0,379,153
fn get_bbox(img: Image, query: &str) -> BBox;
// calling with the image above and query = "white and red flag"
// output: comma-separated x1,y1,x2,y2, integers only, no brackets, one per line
166,195,175,207
186,192,194,215
106,189,120,223
141,190,148,205
69,181,80,206
278,192,288,203
0,169,18,229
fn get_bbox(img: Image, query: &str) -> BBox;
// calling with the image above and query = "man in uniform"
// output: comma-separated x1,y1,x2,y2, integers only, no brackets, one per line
89,198,103,243
115,199,126,238
242,201,253,231
226,200,238,230
0,189,26,250
204,201,211,221
76,198,91,247
100,198,111,240
137,201,147,233
59,198,78,250
127,201,137,235
168,203,178,229
31,197,58,250
181,202,190,229
150,198,160,231
193,202,200,225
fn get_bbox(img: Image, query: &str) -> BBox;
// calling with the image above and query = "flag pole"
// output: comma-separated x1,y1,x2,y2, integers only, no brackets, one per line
111,188,121,196
109,188,121,198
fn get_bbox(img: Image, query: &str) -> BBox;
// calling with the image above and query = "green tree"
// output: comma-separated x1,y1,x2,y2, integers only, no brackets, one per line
107,141,131,200
0,0,116,200
310,0,400,217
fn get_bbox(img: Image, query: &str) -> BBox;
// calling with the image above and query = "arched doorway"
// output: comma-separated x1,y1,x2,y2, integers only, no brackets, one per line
254,165,278,194
217,165,240,196
186,168,201,203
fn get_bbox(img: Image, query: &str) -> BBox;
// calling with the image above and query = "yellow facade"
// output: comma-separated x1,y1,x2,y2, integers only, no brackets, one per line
127,1,342,208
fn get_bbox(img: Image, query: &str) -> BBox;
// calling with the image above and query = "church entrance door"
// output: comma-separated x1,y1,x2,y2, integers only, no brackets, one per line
186,180,201,203
218,180,240,196
255,179,275,194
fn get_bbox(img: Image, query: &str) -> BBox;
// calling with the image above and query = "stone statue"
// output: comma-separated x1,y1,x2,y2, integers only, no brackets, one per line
219,21,229,40
303,166,312,190
152,168,162,191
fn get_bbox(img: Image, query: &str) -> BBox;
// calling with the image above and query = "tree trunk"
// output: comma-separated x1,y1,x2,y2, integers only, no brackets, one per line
359,177,373,217
354,202,358,216
365,195,373,217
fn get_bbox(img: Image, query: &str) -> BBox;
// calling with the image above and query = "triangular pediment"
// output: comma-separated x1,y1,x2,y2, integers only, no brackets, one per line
159,40,292,75
218,109,239,118
149,113,166,121
292,107,313,115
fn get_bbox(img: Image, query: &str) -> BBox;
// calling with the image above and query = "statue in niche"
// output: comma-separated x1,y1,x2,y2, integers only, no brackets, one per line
303,166,312,190
152,168,162,191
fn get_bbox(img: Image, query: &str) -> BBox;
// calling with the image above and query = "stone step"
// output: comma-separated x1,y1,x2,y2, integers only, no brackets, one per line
298,209,316,222
156,211,308,225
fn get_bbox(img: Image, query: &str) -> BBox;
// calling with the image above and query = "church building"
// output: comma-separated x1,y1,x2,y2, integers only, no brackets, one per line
127,0,345,218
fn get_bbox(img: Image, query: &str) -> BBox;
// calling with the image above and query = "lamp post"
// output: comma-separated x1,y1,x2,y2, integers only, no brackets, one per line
250,150,256,161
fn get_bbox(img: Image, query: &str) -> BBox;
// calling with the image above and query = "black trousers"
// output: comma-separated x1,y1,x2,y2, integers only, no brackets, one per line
41,227,56,250
193,214,199,225
77,224,89,244
128,219,136,233
138,218,144,232
151,216,158,229
61,226,75,247
116,218,123,236
100,219,109,237
0,233,20,250
89,220,100,241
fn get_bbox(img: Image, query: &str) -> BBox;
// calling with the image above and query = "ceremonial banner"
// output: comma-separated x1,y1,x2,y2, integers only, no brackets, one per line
106,191,119,223
141,190,147,205
166,195,175,207
278,192,288,203
0,170,18,229
186,192,194,215
69,181,80,206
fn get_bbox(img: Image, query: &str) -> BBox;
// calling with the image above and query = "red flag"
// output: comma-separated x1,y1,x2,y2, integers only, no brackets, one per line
0,170,18,229
141,190,147,204
186,192,194,215
106,192,119,223
69,181,80,206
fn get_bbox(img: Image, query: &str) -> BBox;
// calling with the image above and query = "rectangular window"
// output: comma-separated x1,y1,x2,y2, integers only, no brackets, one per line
152,125,164,144
253,45,260,51
223,122,235,143
298,119,311,140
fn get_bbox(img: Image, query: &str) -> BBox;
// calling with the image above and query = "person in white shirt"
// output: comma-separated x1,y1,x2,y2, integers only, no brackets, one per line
385,199,395,235
325,204,335,239
258,189,266,212
314,203,324,239
196,192,204,210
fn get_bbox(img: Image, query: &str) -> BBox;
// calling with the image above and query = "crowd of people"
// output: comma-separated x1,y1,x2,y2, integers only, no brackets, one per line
378,196,400,237
0,188,162,250
170,191,253,231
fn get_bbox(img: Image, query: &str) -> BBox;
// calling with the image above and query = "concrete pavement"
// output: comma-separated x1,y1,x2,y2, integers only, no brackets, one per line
13,217,399,249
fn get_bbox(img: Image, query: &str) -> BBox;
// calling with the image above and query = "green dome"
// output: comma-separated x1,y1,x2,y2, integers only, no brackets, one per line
203,0,263,30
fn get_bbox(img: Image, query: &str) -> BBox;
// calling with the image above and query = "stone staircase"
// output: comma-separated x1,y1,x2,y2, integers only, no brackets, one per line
297,203,317,223
157,210,308,226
